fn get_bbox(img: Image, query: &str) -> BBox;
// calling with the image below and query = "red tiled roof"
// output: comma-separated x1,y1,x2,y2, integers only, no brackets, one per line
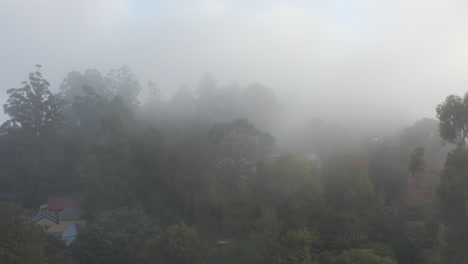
48,198,83,212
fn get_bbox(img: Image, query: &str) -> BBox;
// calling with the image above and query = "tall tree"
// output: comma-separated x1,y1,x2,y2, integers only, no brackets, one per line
208,118,275,163
60,69,110,101
436,150,468,263
67,85,109,142
145,80,161,105
106,65,141,107
255,155,323,229
71,207,153,264
334,249,396,264
144,223,209,264
79,113,136,214
322,156,376,210
2,65,62,137
436,94,468,150
1,66,64,206
435,92,468,263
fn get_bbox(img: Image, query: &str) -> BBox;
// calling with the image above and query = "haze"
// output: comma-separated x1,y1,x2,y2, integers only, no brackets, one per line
2,0,468,126
5,1,468,263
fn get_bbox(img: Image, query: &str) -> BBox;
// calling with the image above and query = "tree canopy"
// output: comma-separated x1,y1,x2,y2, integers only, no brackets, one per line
436,93,468,149
0,66,462,264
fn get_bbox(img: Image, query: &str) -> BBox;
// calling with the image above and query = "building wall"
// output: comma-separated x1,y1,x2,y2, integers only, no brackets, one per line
35,218,58,231
62,223,78,246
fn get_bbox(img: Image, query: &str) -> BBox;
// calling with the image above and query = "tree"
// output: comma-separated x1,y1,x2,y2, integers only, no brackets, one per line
334,249,396,264
2,65,63,137
131,126,166,208
145,80,161,105
435,93,468,263
60,69,110,101
144,223,209,264
159,138,213,225
280,228,320,264
71,208,153,264
255,155,323,229
398,146,440,223
106,65,141,107
79,113,137,214
208,118,275,163
436,94,468,150
368,143,407,204
210,207,284,264
66,85,109,142
401,118,449,167
409,147,427,175
322,156,375,210
436,150,468,263
319,157,382,250
392,220,437,264
1,66,64,206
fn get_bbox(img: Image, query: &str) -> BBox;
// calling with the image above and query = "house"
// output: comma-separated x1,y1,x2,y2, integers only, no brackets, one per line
32,198,85,246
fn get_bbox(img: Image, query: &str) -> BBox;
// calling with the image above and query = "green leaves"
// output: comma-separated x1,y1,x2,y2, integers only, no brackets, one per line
208,118,275,162
0,68,66,207
2,69,63,137
106,66,141,107
435,150,468,263
334,249,396,264
436,93,468,149
79,113,137,214
322,156,375,210
144,223,209,264
71,208,153,264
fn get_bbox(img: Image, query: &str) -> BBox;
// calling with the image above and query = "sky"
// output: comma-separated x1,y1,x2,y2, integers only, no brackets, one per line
1,0,468,127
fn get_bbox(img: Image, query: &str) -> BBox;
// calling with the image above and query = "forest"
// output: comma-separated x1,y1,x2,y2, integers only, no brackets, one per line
0,65,467,264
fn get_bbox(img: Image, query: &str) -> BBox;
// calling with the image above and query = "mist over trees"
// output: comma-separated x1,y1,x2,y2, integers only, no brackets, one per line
0,65,465,264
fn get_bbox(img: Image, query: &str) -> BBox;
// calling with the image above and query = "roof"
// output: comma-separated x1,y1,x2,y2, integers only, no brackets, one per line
31,210,58,224
58,206,83,221
48,198,83,212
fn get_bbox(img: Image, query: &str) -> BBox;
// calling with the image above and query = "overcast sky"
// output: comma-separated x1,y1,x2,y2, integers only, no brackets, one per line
2,0,468,126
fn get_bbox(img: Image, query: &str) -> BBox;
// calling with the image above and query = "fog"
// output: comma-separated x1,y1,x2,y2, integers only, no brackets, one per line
4,2,468,262
2,0,468,126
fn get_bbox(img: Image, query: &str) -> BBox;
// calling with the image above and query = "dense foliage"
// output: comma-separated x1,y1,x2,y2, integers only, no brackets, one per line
0,67,464,263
